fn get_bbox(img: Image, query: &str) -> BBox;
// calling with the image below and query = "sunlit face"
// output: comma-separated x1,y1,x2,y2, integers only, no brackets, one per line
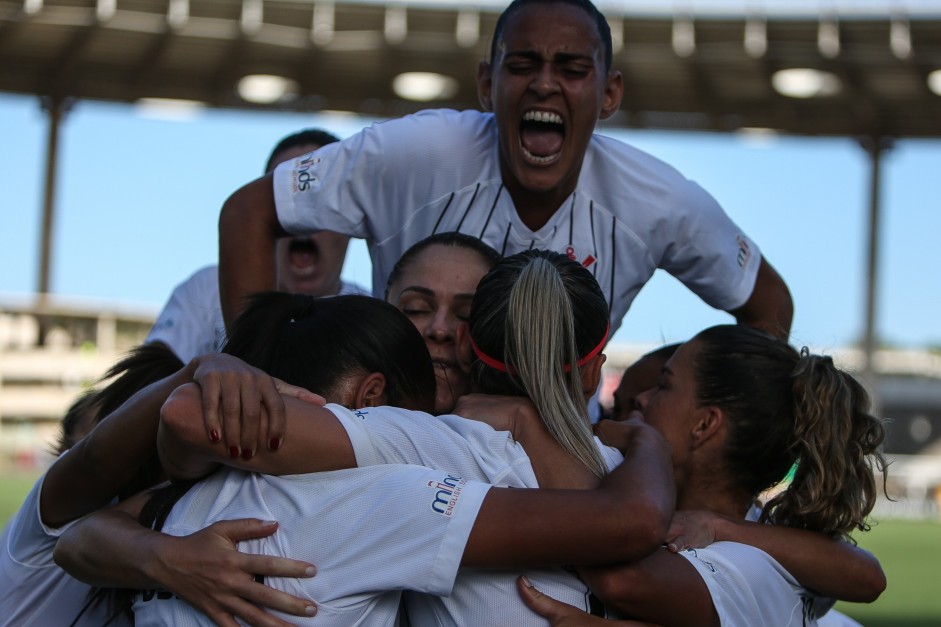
478,2,621,212
386,244,492,414
636,340,703,480
270,143,351,297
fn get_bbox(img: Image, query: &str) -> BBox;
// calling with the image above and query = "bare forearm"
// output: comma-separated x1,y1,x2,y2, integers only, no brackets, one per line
219,175,284,331
464,423,674,567
41,361,197,528
711,515,885,602
55,505,168,589
160,388,356,479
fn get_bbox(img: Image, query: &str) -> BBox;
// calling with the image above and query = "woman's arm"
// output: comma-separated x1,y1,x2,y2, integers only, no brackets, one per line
667,510,885,602
462,418,675,567
41,352,305,528
54,491,317,627
39,359,197,528
158,385,356,479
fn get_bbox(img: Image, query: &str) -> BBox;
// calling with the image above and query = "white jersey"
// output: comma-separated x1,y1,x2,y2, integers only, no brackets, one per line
0,472,131,627
146,265,369,363
677,542,834,627
133,464,490,627
329,404,625,626
273,108,762,342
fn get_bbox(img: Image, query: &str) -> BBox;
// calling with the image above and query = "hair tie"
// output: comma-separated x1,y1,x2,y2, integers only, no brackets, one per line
470,323,610,375
800,346,810,358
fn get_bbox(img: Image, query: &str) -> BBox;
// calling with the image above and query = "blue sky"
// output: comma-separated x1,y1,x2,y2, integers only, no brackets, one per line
2,92,939,350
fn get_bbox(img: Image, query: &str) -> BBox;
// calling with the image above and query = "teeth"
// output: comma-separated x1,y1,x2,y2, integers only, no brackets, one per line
523,110,563,125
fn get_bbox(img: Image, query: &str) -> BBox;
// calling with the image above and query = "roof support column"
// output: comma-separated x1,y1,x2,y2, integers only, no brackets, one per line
859,135,893,417
36,95,70,345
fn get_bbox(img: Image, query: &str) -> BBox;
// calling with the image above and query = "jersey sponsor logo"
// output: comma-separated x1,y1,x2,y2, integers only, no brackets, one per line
736,235,752,268
427,473,466,517
292,153,321,193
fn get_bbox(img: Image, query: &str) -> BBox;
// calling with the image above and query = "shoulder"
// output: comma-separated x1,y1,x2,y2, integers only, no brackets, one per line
337,280,371,296
169,265,219,296
367,108,495,146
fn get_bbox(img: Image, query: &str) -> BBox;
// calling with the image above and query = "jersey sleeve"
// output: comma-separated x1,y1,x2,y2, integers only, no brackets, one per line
677,542,829,626
3,472,73,567
659,181,762,312
328,404,540,487
272,109,476,242
145,266,225,363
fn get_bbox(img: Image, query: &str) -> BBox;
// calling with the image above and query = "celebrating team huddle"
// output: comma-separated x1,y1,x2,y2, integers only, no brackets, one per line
0,1,886,626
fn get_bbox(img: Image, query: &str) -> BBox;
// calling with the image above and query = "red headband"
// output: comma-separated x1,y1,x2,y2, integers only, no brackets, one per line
470,323,610,375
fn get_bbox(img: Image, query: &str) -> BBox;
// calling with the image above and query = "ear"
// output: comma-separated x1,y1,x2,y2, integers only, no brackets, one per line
580,353,606,401
599,71,623,120
690,406,724,450
354,372,388,408
477,60,494,111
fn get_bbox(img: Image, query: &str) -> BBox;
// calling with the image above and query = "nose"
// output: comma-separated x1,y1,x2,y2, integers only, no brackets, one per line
530,63,560,96
424,309,454,344
635,387,654,412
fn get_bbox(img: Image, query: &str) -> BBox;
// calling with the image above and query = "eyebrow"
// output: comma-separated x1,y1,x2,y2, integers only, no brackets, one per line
398,286,475,301
504,50,596,64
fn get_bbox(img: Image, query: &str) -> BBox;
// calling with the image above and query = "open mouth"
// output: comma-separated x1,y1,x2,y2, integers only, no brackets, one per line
287,237,319,273
519,110,565,165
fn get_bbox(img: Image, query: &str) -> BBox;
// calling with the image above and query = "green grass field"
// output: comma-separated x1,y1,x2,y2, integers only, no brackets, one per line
2,472,939,625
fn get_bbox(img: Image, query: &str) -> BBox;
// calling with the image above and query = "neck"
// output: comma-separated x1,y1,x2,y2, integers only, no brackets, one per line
677,468,753,520
500,170,577,232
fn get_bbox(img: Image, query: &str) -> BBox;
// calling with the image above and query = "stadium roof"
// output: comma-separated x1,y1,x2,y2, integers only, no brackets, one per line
2,0,941,137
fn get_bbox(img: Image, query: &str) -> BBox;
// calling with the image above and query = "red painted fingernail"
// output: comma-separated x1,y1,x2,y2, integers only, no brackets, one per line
241,448,254,461
229,446,240,458
210,430,220,443
269,438,280,451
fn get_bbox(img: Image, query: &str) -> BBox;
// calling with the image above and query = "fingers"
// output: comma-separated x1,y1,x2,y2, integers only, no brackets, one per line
210,518,280,544
234,577,318,620
260,379,289,453
517,576,571,620
517,576,549,616
214,595,311,627
199,369,225,448
274,378,325,405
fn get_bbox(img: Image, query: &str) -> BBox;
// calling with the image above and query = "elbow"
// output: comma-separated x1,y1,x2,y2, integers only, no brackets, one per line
613,496,672,561
160,385,206,451
856,561,887,603
590,566,657,615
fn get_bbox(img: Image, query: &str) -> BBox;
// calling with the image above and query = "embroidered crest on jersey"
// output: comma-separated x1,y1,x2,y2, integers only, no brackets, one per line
564,245,597,269
427,474,467,517
736,235,752,269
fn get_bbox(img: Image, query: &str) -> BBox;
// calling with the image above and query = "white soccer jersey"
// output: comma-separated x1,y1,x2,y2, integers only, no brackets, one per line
0,473,131,627
133,464,490,627
146,265,369,363
273,108,762,342
328,404,625,626
677,542,834,626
